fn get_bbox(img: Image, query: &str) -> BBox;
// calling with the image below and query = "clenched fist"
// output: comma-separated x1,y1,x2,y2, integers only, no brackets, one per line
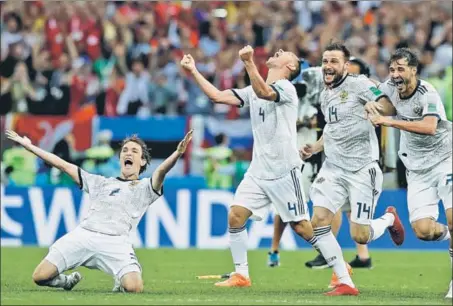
180,54,196,73
239,45,254,62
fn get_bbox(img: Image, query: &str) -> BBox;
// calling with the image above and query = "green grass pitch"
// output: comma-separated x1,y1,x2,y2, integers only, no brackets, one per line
1,247,451,305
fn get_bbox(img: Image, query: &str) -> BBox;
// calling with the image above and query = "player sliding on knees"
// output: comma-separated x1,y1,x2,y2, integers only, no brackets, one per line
181,45,350,295
5,129,193,293
298,42,406,296
365,48,452,299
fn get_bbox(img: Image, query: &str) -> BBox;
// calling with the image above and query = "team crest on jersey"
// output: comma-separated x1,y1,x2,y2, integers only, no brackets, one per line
315,177,325,184
340,90,348,102
413,105,423,116
129,180,139,187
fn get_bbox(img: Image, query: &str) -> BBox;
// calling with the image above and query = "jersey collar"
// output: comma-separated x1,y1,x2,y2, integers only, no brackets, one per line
116,177,137,182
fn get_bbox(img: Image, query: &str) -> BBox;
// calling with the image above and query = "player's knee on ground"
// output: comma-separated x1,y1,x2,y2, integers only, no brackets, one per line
228,206,251,228
350,223,371,245
290,220,313,241
121,273,144,293
411,219,436,241
32,261,58,285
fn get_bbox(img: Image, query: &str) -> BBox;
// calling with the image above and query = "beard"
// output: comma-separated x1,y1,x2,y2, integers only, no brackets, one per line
323,68,345,86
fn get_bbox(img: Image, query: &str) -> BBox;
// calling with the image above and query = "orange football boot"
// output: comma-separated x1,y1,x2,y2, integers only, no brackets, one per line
329,262,353,289
214,273,251,287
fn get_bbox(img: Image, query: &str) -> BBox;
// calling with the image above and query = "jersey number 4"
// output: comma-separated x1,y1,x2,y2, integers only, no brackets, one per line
356,202,371,219
259,107,265,122
328,106,338,122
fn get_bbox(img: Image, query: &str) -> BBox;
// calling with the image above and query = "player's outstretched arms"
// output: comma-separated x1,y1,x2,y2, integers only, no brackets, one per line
365,96,396,117
151,129,193,192
5,130,80,184
239,45,277,101
180,54,241,107
369,114,437,135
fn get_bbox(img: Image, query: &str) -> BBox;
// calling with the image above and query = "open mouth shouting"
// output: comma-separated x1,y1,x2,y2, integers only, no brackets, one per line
323,69,336,83
124,158,134,170
392,77,405,91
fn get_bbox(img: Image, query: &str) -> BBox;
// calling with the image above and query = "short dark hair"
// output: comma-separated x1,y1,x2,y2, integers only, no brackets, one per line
389,48,419,67
324,41,351,60
289,58,303,82
120,135,151,174
349,57,370,77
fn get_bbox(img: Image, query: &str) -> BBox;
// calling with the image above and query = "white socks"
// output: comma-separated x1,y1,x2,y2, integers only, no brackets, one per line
229,225,249,278
42,274,68,288
312,226,354,288
368,213,395,242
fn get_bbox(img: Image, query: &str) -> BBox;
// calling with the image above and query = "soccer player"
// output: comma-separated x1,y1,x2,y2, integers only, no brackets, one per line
365,48,452,299
298,42,407,295
268,57,375,270
180,46,354,295
5,129,193,293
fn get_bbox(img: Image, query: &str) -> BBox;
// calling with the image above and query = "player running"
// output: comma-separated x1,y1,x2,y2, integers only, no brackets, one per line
366,48,452,299
5,129,193,293
298,42,406,295
181,46,351,295
268,57,376,270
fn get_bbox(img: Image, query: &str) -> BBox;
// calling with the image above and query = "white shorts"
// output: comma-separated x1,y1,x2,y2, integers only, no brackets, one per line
233,167,309,223
406,157,452,223
45,226,141,280
310,161,383,225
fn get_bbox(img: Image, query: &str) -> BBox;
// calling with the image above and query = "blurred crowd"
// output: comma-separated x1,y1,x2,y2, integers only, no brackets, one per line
1,0,452,187
1,1,451,118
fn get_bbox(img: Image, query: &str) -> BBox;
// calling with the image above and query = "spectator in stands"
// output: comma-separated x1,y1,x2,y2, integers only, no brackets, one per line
1,1,451,187
1,12,23,59
148,71,178,115
204,133,233,190
81,130,116,177
116,56,150,116
2,139,37,186
0,61,37,114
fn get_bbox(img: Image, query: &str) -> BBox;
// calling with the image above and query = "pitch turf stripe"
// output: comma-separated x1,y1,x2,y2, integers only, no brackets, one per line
290,169,305,215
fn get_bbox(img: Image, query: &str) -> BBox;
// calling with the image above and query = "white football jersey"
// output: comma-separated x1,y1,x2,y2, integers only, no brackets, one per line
78,168,162,236
379,79,452,171
320,74,384,171
232,79,303,180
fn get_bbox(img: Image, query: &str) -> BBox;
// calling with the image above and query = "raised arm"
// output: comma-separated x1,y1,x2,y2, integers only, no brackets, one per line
151,130,193,192
239,45,277,101
5,130,80,184
180,55,241,106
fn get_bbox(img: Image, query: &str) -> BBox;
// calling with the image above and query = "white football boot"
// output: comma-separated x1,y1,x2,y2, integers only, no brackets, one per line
63,272,82,291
